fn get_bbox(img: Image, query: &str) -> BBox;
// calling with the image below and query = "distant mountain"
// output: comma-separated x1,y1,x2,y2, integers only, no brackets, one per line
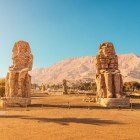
30,54,140,85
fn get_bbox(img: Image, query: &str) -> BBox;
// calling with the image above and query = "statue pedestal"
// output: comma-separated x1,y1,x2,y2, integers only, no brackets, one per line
0,97,31,107
98,98,130,108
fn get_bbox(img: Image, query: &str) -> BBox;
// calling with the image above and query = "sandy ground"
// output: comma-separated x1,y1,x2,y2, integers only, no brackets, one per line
0,93,140,140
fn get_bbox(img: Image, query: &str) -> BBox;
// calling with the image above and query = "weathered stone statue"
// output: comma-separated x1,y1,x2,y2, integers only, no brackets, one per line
0,41,33,107
62,79,68,94
95,42,129,107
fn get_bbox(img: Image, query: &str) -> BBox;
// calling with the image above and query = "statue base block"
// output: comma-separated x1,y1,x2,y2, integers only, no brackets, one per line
0,97,31,107
98,98,130,108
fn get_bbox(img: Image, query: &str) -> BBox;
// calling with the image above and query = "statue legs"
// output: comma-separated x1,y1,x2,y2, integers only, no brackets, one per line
104,72,114,98
114,73,123,98
18,69,29,97
96,74,107,98
6,71,19,97
96,71,124,99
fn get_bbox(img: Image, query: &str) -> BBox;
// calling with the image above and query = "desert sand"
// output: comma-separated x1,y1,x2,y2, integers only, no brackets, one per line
0,93,140,140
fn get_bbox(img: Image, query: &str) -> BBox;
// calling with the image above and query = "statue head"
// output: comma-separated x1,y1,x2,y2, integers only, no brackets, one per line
11,40,33,70
99,42,116,56
12,41,31,57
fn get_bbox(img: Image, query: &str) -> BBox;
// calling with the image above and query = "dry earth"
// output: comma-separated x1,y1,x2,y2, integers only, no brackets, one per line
0,94,140,140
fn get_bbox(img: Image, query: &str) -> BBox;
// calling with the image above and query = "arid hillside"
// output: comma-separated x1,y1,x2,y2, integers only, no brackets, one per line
30,54,140,85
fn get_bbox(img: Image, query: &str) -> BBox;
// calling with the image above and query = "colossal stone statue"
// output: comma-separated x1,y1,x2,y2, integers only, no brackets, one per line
1,41,33,107
95,42,129,107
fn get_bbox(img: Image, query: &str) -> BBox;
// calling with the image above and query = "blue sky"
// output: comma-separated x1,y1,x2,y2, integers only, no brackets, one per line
0,0,140,77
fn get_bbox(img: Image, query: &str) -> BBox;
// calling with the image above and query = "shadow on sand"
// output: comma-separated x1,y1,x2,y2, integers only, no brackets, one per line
30,103,140,109
131,103,140,109
0,115,122,126
29,104,107,109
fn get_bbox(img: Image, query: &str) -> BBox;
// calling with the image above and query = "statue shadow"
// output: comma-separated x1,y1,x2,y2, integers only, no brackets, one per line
29,104,107,109
131,103,140,109
0,115,28,118
31,93,49,98
29,103,140,109
0,115,122,126
130,95,140,99
21,117,123,126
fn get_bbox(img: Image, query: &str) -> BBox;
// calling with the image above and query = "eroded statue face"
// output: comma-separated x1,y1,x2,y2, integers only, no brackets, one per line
11,41,33,70
18,44,29,53
102,43,115,56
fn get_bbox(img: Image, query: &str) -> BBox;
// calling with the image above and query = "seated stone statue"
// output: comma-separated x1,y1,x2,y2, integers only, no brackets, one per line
5,41,33,98
95,42,123,99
